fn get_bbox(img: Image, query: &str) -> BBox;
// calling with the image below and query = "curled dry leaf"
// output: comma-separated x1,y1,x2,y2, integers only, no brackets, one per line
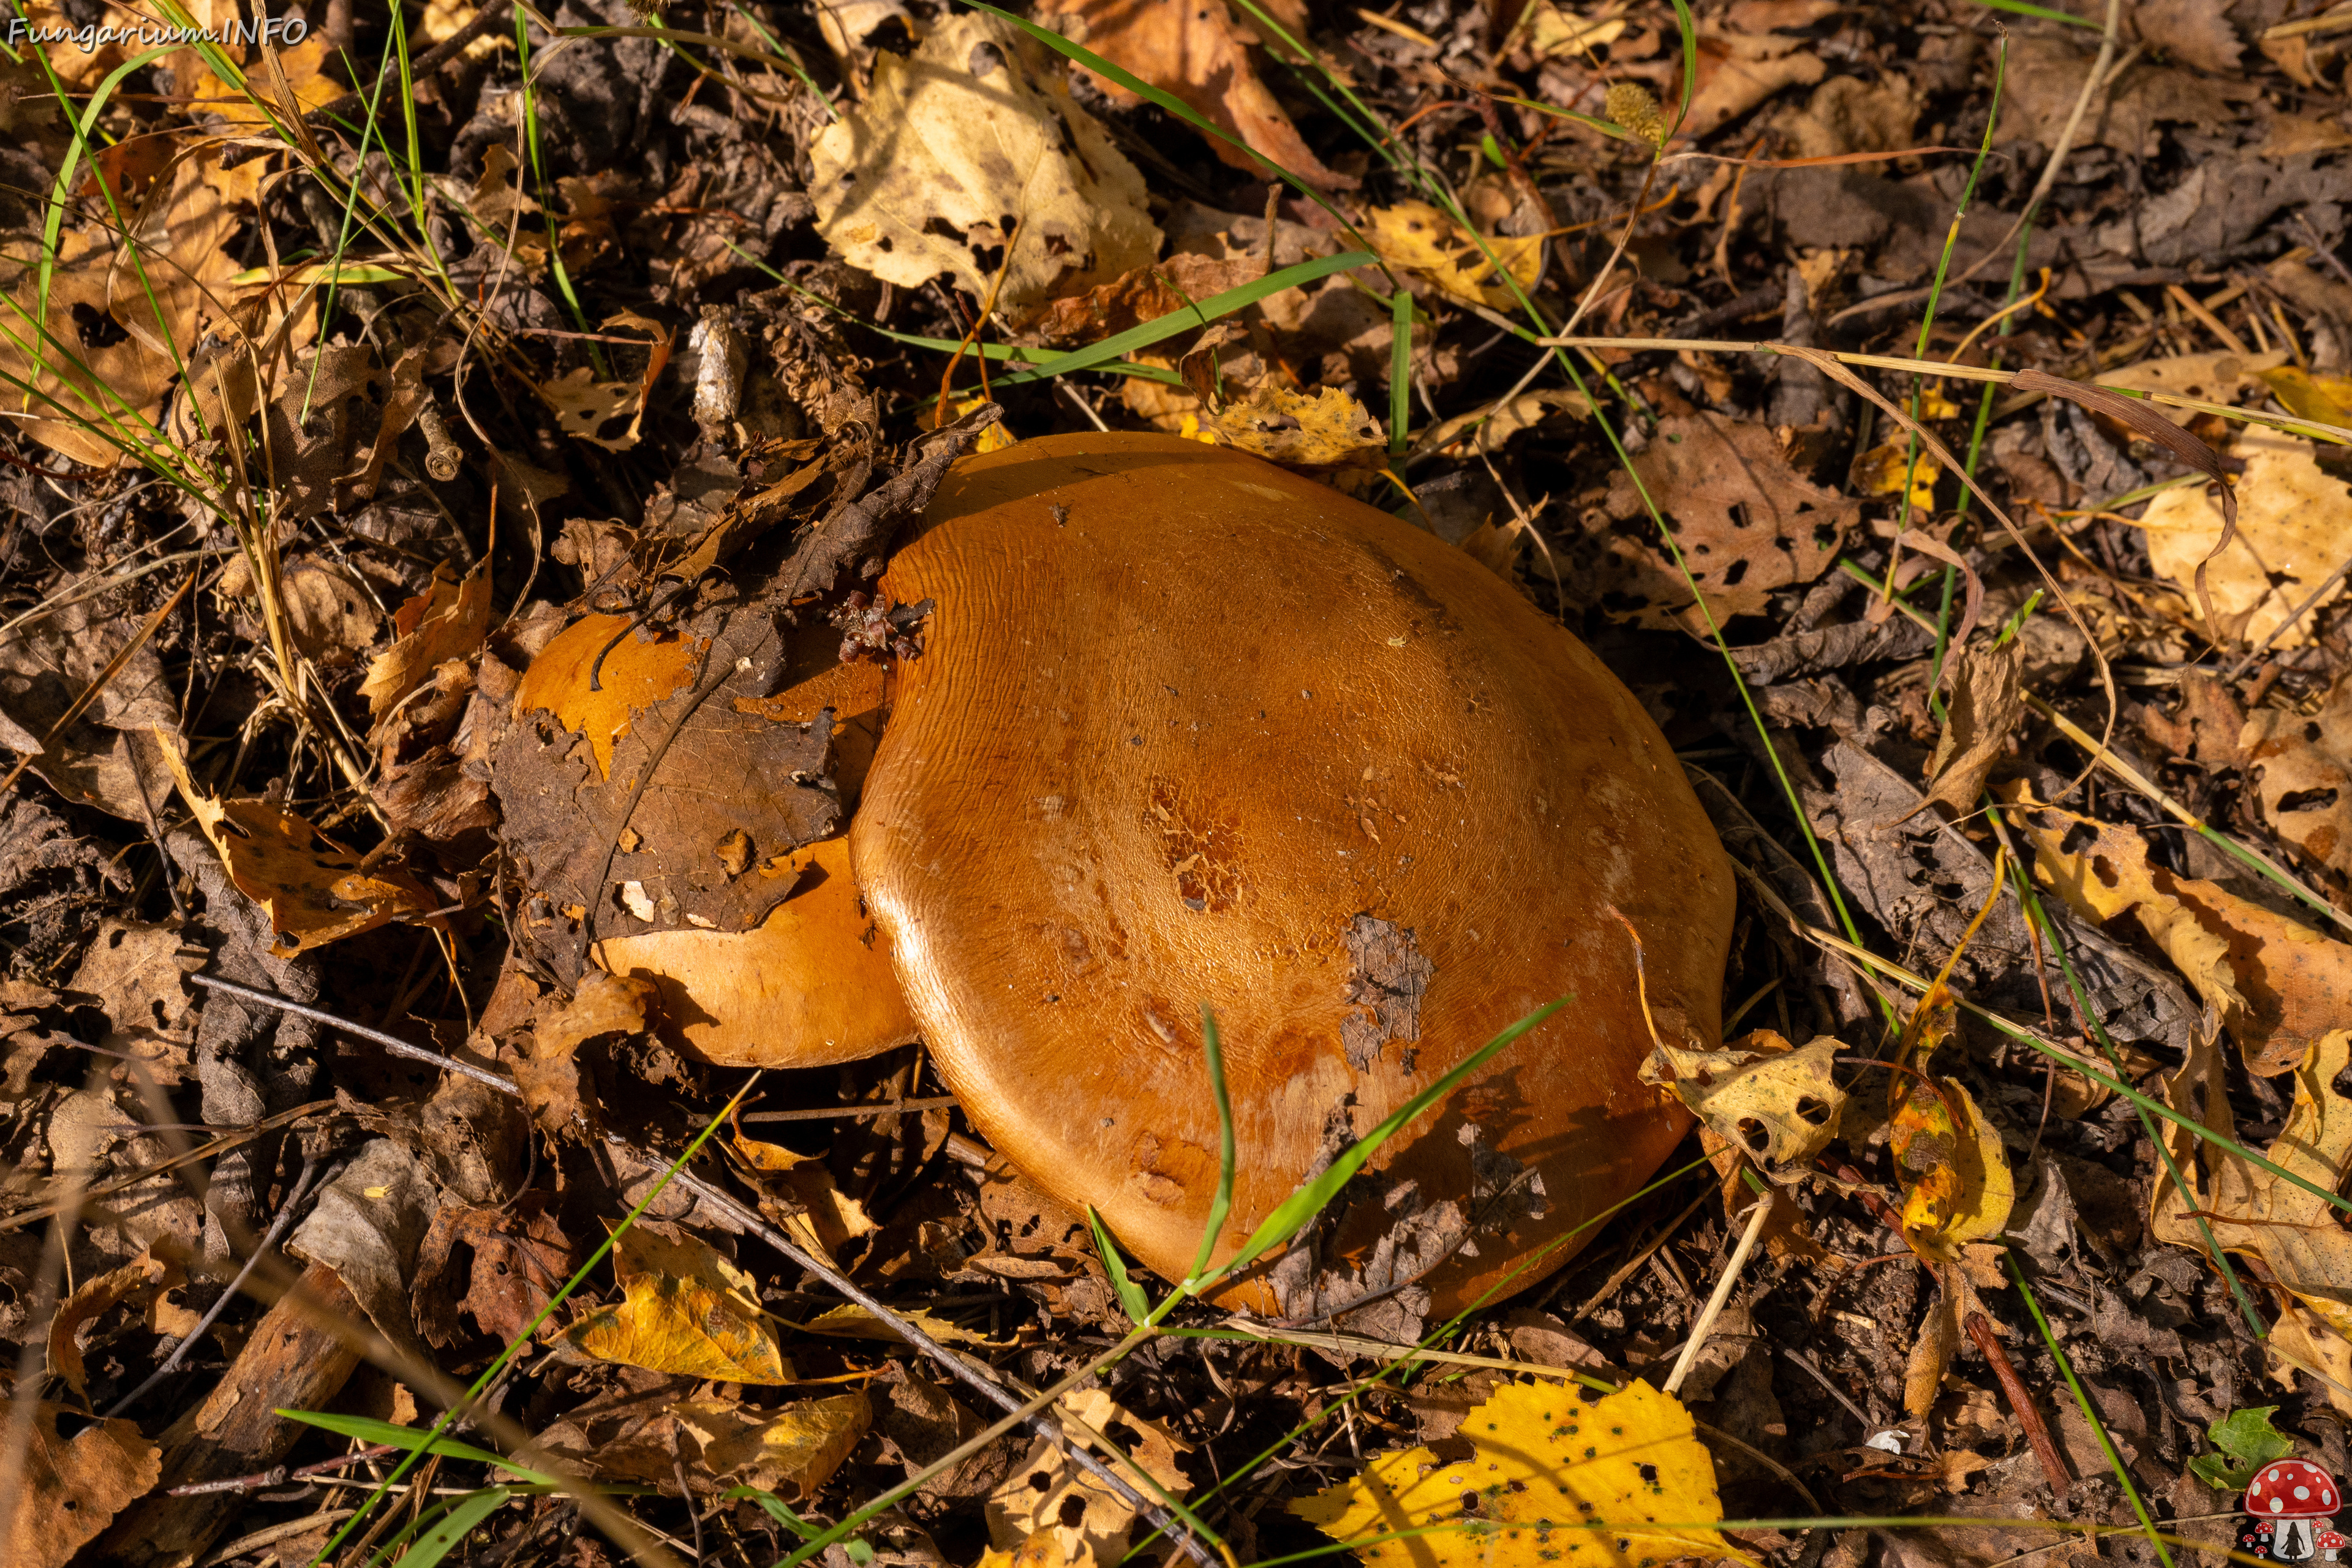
797,1301,1003,1348
810,11,1160,312
673,1392,872,1500
360,557,492,722
2005,783,2352,1076
1917,640,2026,820
1033,0,1358,190
1202,383,1386,467
2245,683,2352,879
1363,201,1545,312
562,1222,793,1383
2156,1028,2352,1340
1292,1379,1728,1568
47,1244,183,1403
2135,428,2350,648
286,1138,442,1368
1640,1028,1845,1170
156,737,440,957
1588,414,1858,632
0,1403,160,1568
987,1389,1191,1561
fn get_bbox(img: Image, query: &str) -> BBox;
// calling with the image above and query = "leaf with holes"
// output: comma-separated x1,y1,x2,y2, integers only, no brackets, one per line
987,1389,1190,1562
2245,682,2352,881
1640,1030,1845,1173
1586,415,1858,633
1291,1379,1730,1568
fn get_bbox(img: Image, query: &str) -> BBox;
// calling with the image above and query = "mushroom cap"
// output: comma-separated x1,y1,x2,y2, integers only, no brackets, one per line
850,432,1735,1317
2250,1460,2342,1518
510,613,915,1068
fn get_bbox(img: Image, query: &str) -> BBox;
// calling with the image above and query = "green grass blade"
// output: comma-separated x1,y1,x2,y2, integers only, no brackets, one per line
1389,288,1413,458
1088,1204,1155,1324
1664,0,1701,141
1208,998,1566,1283
2009,1255,2175,1567
380,1487,512,1568
1968,0,2102,26
1186,1006,1240,1286
275,1413,568,1487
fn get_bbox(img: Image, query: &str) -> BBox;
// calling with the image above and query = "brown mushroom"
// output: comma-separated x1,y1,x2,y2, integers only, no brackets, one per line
850,432,1734,1319
507,612,916,1068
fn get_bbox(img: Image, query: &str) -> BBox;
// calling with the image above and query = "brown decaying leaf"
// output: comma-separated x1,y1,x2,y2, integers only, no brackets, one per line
0,140,264,466
1589,413,1858,631
2245,685,2352,878
1,1403,159,1568
47,1245,183,1402
156,737,440,957
1033,0,1356,190
64,919,203,1085
1681,28,1826,140
2156,1027,2352,1340
2007,785,2352,1076
413,1198,573,1348
360,557,492,722
810,12,1160,311
1917,641,2026,819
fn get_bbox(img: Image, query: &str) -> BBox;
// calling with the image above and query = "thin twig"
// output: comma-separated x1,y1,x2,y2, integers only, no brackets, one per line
105,1152,328,1418
1662,1191,1771,1396
1966,1310,2072,1499
195,973,1224,1568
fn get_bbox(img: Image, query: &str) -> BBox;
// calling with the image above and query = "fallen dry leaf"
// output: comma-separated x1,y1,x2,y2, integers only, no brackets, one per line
64,919,202,1086
2244,684,2352,878
2135,428,2350,647
1585,414,1858,631
1918,641,2026,818
1033,0,1357,190
1202,383,1385,467
988,1388,1191,1561
2270,1302,2352,1418
810,10,1159,312
412,1197,573,1348
360,557,493,722
2096,348,2286,424
2156,1028,2352,1340
1640,1028,1845,1170
47,1245,183,1403
673,1391,872,1499
1682,28,1826,140
0,1403,160,1568
563,1222,794,1382
1291,1379,1727,1568
2133,0,2244,75
157,738,441,957
1363,201,1545,312
2008,785,2352,1076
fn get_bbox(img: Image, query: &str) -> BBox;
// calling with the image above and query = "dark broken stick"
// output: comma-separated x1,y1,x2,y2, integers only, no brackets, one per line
91,1261,368,1568
190,971,1222,1568
1965,1310,2073,1501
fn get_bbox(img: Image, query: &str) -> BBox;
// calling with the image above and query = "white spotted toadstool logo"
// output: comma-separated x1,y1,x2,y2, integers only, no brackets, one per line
2239,1458,2348,1561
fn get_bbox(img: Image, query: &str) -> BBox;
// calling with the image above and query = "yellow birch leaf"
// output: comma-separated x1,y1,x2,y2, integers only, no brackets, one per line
673,1391,870,1499
1640,1029,1846,1170
1363,201,1545,311
1857,440,1940,511
1290,1379,1732,1568
562,1223,793,1382
1202,383,1385,467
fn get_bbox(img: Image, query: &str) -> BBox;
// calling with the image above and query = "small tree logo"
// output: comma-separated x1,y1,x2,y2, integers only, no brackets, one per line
2240,1459,2347,1562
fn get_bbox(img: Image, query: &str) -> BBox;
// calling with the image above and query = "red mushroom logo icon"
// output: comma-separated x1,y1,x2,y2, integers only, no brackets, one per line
2246,1459,2343,1562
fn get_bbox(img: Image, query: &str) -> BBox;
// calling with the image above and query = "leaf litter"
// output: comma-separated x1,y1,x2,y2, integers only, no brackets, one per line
24,1,2352,1566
